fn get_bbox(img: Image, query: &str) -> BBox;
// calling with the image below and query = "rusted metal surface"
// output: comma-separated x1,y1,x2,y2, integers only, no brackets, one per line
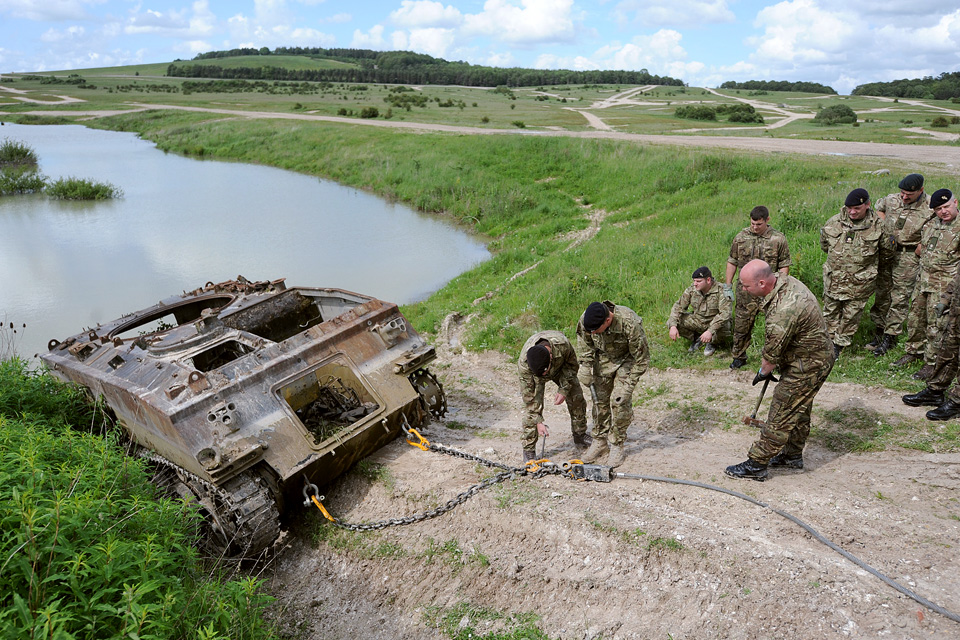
41,276,444,556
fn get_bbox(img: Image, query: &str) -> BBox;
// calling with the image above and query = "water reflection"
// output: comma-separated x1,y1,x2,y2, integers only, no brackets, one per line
0,123,489,358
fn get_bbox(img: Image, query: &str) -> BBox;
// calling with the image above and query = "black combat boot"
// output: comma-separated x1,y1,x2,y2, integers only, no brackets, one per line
769,451,804,469
873,334,897,357
902,387,945,407
893,352,922,367
926,400,960,421
832,342,843,359
866,332,883,349
724,459,768,481
730,357,747,369
688,337,702,353
573,432,593,448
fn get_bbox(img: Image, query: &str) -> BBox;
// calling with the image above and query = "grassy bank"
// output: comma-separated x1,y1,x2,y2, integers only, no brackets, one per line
0,357,275,640
10,109,948,390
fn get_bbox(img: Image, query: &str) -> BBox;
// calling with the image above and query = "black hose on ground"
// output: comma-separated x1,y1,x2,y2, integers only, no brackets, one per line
615,471,960,624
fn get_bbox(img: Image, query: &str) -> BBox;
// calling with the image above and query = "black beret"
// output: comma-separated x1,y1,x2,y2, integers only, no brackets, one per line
583,302,609,331
692,266,712,279
526,344,550,375
845,188,869,208
898,173,924,191
931,189,953,209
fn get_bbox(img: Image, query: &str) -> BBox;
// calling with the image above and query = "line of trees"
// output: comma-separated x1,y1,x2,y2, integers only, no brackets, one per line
175,48,685,88
719,80,836,94
853,72,960,100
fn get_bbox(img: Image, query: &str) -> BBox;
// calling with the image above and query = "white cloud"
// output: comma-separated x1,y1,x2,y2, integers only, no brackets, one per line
612,0,734,27
125,0,214,37
40,25,86,43
535,53,598,70
322,13,351,24
751,0,855,64
352,24,386,48
0,0,90,21
463,0,576,45
407,27,457,57
390,1,462,28
486,51,515,67
392,30,409,49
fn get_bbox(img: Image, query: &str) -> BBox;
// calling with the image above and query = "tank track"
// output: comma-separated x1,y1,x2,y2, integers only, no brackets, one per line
142,451,281,558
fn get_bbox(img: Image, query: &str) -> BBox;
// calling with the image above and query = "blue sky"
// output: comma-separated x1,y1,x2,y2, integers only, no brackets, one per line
1,0,959,94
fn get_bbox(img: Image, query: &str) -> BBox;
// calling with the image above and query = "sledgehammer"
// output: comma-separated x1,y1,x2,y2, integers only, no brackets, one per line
743,377,770,428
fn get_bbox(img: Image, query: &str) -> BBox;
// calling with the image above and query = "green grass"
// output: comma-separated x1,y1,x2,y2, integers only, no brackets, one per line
45,176,122,199
423,602,549,640
0,357,276,640
816,406,960,453
0,138,38,166
0,167,46,195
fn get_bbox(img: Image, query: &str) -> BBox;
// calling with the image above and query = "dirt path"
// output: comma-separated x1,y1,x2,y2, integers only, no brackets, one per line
265,343,960,639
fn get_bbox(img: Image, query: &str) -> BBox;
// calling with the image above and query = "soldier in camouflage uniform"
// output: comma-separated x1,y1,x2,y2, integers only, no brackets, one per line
725,260,835,481
902,269,960,419
576,301,650,468
518,331,590,462
897,189,960,381
820,188,883,356
870,174,932,356
726,206,792,369
668,266,732,356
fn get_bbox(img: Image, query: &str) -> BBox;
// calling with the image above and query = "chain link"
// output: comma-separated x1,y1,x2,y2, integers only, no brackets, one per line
321,440,570,531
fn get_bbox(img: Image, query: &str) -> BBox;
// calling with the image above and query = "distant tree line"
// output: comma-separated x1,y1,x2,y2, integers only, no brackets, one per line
853,72,960,100
173,48,685,88
719,80,836,94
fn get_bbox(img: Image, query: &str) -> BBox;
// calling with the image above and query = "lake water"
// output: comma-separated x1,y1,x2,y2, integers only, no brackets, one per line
0,123,489,359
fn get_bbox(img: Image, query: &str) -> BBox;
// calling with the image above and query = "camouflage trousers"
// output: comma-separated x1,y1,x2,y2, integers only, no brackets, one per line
674,313,732,347
904,290,948,364
822,293,870,347
521,384,587,451
590,364,636,447
870,250,919,336
926,312,960,401
732,283,762,360
748,356,835,464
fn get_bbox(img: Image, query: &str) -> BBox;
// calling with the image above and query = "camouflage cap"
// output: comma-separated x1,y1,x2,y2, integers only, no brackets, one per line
898,173,924,191
845,188,869,207
931,189,953,209
692,266,712,279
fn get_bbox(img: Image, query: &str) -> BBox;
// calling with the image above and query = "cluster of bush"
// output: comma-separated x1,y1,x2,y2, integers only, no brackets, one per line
0,138,121,199
674,103,765,123
813,104,857,125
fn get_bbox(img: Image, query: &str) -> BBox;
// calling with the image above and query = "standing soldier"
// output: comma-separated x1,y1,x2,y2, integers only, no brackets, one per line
902,271,960,419
518,331,592,462
725,260,835,481
668,266,732,356
896,189,960,380
726,206,792,369
576,301,649,468
871,174,932,356
820,188,883,357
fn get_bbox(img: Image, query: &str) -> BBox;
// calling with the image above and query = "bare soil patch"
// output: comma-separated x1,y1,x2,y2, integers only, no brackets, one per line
265,343,960,639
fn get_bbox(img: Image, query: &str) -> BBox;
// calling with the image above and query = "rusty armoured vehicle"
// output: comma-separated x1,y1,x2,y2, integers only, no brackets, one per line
40,277,445,556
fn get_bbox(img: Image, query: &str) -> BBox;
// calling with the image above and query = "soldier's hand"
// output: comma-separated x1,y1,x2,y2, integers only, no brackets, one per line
722,283,734,301
752,369,779,386
577,367,594,389
700,330,714,344
553,393,566,406
536,423,549,437
669,326,679,341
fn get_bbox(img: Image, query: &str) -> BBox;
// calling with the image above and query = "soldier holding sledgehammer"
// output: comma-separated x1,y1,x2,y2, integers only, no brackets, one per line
576,301,649,468
725,260,835,481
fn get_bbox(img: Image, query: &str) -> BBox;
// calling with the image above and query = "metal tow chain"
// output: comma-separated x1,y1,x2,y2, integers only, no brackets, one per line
303,421,574,531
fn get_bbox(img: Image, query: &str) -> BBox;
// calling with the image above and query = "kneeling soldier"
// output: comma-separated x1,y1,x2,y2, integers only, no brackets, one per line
668,265,732,357
518,331,591,462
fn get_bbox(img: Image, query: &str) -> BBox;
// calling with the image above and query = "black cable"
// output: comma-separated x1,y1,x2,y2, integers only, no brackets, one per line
616,472,960,624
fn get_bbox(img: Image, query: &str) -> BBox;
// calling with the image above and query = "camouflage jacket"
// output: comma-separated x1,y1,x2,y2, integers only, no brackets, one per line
876,192,933,253
760,275,833,376
667,281,732,334
820,207,883,300
576,301,649,386
728,226,791,273
518,331,580,429
919,217,960,294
